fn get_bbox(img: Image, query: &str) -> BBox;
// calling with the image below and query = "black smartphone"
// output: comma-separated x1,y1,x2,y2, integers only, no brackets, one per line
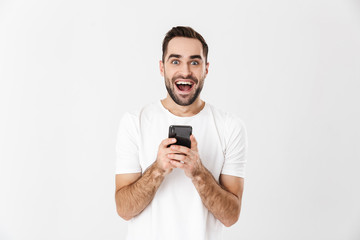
168,125,192,148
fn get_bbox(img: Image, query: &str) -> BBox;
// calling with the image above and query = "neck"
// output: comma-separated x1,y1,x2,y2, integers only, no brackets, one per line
161,95,205,117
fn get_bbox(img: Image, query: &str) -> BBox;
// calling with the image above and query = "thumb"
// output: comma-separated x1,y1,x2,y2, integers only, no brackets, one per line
190,135,198,151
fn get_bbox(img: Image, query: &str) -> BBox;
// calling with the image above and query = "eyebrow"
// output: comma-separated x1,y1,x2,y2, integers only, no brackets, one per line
190,55,203,60
167,54,181,61
167,54,203,61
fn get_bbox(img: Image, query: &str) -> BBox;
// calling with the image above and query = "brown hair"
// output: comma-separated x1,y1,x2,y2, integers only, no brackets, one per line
162,26,208,63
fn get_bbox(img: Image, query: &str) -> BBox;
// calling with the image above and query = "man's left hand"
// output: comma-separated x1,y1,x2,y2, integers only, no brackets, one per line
167,135,204,179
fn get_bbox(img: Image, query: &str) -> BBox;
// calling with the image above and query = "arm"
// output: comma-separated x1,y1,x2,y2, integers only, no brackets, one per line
115,138,177,220
115,162,165,220
192,170,244,227
168,135,244,227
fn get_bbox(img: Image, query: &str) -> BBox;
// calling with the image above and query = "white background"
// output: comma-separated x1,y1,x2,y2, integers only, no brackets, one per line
1,0,360,239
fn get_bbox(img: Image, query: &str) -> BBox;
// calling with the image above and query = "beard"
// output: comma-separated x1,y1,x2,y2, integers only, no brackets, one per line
164,74,204,106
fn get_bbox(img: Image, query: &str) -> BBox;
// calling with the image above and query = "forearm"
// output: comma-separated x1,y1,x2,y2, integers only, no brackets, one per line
115,162,165,220
192,167,241,227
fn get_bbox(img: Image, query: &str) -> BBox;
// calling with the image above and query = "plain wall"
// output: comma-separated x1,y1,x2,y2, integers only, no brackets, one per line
0,0,359,239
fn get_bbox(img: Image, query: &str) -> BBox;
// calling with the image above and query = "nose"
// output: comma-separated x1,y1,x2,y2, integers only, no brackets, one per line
179,63,192,78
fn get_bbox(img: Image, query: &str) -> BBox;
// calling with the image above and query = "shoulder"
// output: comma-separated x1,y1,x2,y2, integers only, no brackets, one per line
207,103,246,132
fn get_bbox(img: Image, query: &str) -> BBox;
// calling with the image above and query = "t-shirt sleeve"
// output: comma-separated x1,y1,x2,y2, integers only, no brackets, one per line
115,112,142,174
221,115,248,178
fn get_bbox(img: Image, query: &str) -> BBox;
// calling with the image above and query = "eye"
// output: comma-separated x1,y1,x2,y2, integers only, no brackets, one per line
190,61,199,65
171,60,180,64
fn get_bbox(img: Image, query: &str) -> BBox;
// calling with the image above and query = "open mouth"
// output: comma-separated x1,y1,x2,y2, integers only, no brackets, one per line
175,80,194,92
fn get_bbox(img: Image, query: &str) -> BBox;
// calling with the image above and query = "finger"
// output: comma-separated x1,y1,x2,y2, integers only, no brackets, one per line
190,135,198,151
168,160,178,168
167,153,187,162
170,160,185,168
170,145,191,155
161,138,177,148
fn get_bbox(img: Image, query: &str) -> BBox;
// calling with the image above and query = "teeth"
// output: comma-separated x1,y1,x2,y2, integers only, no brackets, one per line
176,81,193,85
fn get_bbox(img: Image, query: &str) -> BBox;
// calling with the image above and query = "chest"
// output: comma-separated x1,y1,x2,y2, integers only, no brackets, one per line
138,114,225,180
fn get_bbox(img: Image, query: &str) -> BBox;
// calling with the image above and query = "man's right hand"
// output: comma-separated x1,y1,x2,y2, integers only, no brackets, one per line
155,138,177,175
115,137,177,220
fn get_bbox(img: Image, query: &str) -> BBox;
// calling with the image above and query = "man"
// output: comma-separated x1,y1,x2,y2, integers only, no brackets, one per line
115,26,247,240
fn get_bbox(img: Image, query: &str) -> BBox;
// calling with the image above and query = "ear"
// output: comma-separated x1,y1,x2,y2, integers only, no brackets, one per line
205,62,209,75
159,60,164,77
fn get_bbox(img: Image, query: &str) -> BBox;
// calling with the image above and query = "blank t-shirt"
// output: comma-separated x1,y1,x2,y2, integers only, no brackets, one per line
116,101,247,240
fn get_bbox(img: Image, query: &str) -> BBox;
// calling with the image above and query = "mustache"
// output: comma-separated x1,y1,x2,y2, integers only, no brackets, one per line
172,75,198,84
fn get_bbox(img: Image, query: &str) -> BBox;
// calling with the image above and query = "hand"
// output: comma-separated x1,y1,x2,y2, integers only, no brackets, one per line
167,135,204,179
155,138,177,175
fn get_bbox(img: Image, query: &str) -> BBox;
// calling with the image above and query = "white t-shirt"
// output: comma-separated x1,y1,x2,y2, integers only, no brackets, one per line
116,101,247,240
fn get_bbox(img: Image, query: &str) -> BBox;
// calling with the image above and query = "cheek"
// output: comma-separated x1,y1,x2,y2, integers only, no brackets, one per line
195,68,207,79
164,69,176,78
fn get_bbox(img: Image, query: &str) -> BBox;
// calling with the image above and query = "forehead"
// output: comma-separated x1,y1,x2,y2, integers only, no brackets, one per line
166,37,204,58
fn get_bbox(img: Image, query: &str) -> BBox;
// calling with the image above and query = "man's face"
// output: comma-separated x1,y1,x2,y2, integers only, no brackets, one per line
160,37,209,106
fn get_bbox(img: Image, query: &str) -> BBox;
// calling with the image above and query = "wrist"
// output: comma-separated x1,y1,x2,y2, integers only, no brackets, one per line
151,161,168,177
191,163,207,182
